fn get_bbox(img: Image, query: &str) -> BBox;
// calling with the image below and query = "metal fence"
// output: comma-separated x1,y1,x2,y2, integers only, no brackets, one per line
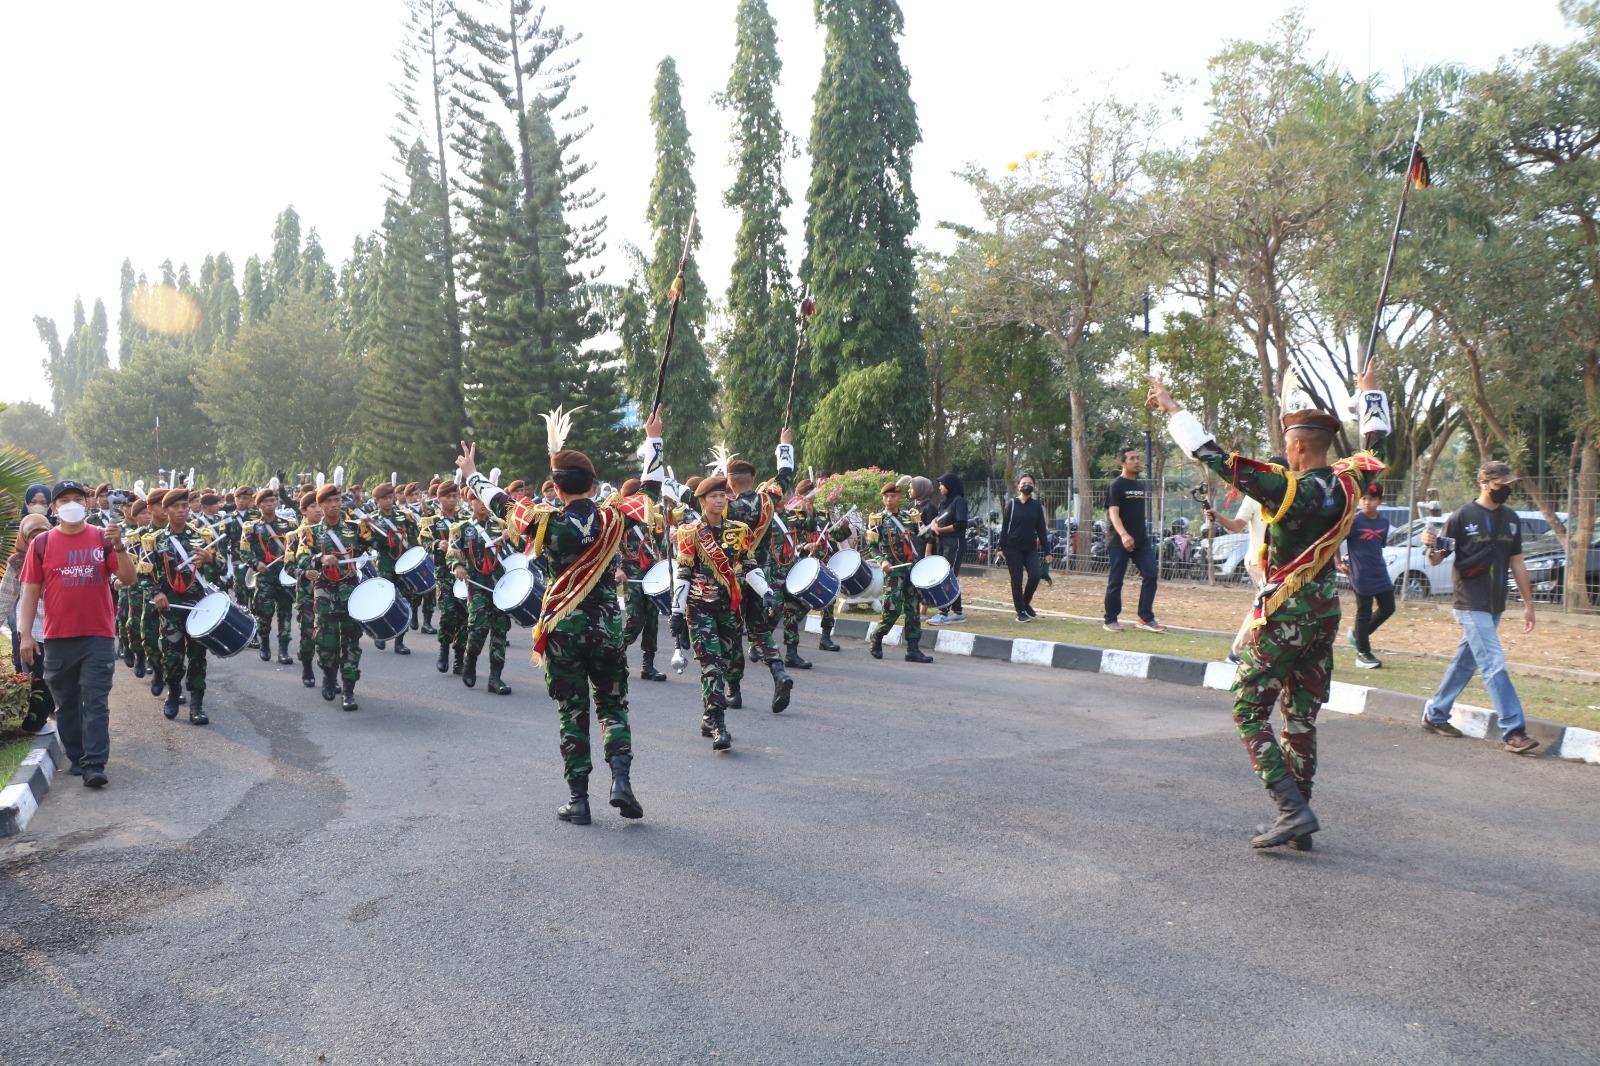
955,476,1600,614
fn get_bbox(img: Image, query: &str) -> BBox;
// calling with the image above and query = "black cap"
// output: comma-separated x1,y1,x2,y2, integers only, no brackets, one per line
51,479,89,502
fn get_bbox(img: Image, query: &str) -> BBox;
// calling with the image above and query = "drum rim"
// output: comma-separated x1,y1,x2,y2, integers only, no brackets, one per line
493,567,536,608
186,592,232,633
396,545,429,569
349,577,399,619
640,558,673,593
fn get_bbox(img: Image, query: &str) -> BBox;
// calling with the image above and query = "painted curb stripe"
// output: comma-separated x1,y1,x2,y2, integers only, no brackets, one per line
934,630,975,656
1558,726,1600,765
1100,650,1150,679
0,782,39,837
1009,638,1054,667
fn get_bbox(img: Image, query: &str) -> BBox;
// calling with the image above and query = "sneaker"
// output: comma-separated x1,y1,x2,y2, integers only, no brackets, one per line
1502,730,1540,756
1016,613,1033,624
26,719,56,736
1134,619,1167,633
1422,718,1464,738
82,768,108,789
1023,605,1038,619
1226,652,1243,666
1103,621,1123,633
926,613,948,626
1354,650,1381,669
944,611,966,623
1346,628,1360,651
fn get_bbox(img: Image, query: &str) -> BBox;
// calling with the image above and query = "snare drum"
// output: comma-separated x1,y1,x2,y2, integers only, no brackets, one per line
394,545,438,596
827,549,873,596
785,557,840,611
348,577,412,641
910,555,960,609
278,565,296,589
493,567,545,627
184,591,256,658
640,559,673,615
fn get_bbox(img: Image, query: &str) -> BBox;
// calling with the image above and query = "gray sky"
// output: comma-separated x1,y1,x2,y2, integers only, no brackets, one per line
1,0,1574,408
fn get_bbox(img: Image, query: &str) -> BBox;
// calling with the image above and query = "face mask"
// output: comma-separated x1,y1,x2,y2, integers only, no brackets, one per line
1021,485,1034,496
1488,485,1512,505
57,502,87,524
27,502,48,515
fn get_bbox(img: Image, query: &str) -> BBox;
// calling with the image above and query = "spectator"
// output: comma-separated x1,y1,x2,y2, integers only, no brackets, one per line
1,513,56,734
1000,472,1051,622
1337,483,1395,668
1419,460,1539,755
1104,448,1164,633
16,481,137,788
909,476,938,528
927,473,968,625
24,483,53,525
1207,454,1285,663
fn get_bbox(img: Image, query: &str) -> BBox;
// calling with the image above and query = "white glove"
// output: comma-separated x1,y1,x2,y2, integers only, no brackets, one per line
640,436,665,484
743,568,772,597
775,442,795,472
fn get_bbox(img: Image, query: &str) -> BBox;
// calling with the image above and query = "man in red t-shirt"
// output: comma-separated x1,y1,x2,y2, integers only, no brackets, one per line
17,480,137,789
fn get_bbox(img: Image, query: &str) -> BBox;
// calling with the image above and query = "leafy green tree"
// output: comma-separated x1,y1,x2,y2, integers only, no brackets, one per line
241,255,269,327
0,402,73,476
268,205,302,308
117,258,142,363
69,340,216,478
300,228,337,300
800,0,925,469
717,0,798,464
36,295,111,416
196,291,358,473
207,252,242,352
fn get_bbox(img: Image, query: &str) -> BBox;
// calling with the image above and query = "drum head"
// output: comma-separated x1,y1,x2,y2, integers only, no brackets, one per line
185,593,230,637
453,578,468,600
786,557,822,594
911,555,951,588
501,551,530,571
348,578,398,622
493,568,535,610
827,549,862,579
279,567,296,587
641,559,673,596
396,545,429,573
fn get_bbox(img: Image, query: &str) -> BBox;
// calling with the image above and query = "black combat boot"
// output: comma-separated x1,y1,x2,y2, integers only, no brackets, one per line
818,627,841,652
558,776,591,824
150,666,165,698
904,639,933,664
710,712,732,751
1255,782,1315,851
452,647,464,675
322,669,338,702
486,663,511,695
247,633,259,650
727,680,743,709
259,639,272,662
374,638,387,651
701,714,715,738
188,689,209,726
341,678,359,712
784,642,812,670
421,606,436,635
462,653,478,688
162,687,181,721
393,632,410,655
302,660,316,688
134,652,147,679
640,653,666,682
869,630,884,660
1251,776,1319,849
436,645,450,673
119,637,132,666
278,637,293,665
608,754,643,819
769,660,793,714
409,611,419,631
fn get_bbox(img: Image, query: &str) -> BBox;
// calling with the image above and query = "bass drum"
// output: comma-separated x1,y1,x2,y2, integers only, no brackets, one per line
184,591,256,658
828,549,883,602
348,577,412,642
493,566,545,627
910,555,960,609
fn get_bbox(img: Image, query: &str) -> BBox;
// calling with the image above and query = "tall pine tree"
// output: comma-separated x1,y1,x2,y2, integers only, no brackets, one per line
268,205,302,308
208,253,242,351
718,0,798,464
801,0,926,469
631,57,716,472
241,256,268,327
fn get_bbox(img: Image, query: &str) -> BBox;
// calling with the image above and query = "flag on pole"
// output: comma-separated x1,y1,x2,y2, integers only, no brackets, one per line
1408,145,1431,189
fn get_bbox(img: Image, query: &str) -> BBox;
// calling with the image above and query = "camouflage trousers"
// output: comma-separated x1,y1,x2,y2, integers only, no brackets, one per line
871,572,921,646
1233,611,1338,789
437,588,466,653
465,589,510,668
689,600,744,718
314,582,363,683
543,603,631,783
296,579,317,666
740,589,779,664
253,578,294,651
159,605,208,693
780,593,837,646
119,586,146,658
140,591,163,669
621,580,660,655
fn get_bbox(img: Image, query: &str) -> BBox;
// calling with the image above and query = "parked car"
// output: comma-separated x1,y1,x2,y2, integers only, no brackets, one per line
1383,510,1560,599
1509,533,1600,605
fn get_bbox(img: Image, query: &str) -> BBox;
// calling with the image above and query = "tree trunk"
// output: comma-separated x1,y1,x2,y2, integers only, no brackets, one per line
1069,383,1091,570
1566,433,1596,609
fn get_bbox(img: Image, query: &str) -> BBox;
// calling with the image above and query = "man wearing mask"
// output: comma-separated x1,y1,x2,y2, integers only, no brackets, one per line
17,481,137,787
1000,473,1051,622
1419,461,1540,755
1104,448,1165,634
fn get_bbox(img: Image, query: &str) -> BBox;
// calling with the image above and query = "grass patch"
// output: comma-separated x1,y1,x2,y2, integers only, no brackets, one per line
0,731,35,785
893,605,1600,734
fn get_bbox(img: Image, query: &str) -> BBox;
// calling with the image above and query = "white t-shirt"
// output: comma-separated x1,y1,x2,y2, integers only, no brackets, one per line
1237,497,1266,568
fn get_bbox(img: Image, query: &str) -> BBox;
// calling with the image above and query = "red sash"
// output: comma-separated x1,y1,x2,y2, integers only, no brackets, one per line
682,522,742,613
530,502,626,663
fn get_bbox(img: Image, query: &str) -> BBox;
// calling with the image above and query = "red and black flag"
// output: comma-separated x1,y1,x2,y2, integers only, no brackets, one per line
1408,144,1431,189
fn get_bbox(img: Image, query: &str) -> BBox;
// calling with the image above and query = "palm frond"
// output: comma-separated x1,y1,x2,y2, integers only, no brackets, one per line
0,445,51,562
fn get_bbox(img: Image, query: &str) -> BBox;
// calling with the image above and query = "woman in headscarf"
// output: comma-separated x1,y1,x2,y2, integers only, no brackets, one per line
926,472,969,625
24,483,54,526
1,512,56,733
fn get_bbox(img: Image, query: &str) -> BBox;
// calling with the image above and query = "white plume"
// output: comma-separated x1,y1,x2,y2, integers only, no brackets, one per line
133,479,146,496
315,471,326,490
542,404,587,456
391,471,398,485
268,475,281,492
489,467,502,486
706,444,736,477
333,465,346,489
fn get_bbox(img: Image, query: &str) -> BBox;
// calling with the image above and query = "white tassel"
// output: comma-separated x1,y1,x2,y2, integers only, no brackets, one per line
391,471,398,485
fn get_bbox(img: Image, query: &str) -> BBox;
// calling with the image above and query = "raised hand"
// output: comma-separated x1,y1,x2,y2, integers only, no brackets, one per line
1145,375,1179,415
455,441,478,480
645,407,663,438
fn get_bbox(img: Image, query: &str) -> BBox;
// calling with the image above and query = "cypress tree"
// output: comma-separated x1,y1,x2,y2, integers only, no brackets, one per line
301,227,336,300
631,57,716,472
801,0,927,469
118,258,140,363
268,205,302,308
241,256,268,327
719,0,798,464
209,253,242,351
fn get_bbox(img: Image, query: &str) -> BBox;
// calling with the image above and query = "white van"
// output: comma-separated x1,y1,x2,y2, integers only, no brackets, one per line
1383,510,1561,598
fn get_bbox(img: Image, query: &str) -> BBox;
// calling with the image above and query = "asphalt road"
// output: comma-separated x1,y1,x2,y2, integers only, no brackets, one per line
2,623,1597,1065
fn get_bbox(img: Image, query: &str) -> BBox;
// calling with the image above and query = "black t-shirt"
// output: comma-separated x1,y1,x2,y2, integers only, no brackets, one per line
935,495,968,549
1108,476,1149,545
1446,502,1522,615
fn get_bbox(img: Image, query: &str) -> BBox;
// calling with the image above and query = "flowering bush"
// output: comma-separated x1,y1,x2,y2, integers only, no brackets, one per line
815,467,904,520
0,667,32,733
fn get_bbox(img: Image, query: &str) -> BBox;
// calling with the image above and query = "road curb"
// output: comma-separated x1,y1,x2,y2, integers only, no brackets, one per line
0,731,68,837
803,616,1600,767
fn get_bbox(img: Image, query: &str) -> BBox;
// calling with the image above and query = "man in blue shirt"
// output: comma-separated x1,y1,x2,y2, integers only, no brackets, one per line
1337,483,1394,669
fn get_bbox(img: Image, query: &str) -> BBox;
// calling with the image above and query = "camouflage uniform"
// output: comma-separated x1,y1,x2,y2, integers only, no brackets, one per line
137,525,165,680
676,517,757,736
298,517,371,684
619,503,667,661
291,523,319,673
422,506,467,665
363,501,420,652
728,445,795,664
867,506,933,650
450,519,511,675
778,504,851,650
118,516,148,663
150,525,224,695
240,512,298,659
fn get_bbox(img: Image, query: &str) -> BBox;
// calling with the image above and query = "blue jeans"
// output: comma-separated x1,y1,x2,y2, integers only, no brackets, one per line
1425,610,1526,736
1104,540,1158,624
